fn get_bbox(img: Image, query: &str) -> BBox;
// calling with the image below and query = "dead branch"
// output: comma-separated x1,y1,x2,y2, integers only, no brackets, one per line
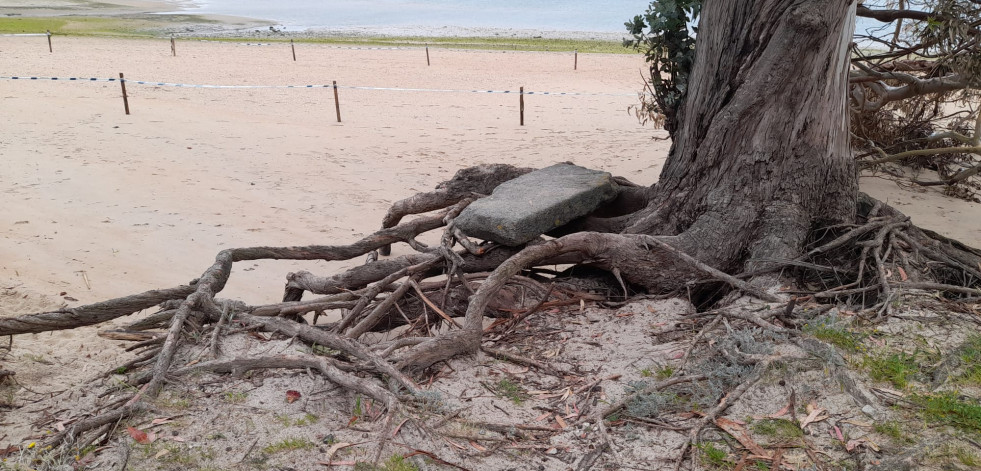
480,346,566,376
171,354,400,409
0,285,195,336
241,314,419,394
44,403,146,449
674,362,769,471
378,164,531,255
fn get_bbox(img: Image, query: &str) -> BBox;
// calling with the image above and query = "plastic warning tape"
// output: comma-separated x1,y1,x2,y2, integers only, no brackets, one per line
0,75,635,96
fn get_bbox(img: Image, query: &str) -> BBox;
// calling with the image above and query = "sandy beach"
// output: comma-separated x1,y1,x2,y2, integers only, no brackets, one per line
0,34,979,452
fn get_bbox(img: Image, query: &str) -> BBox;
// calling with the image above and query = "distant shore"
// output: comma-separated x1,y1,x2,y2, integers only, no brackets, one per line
0,0,632,43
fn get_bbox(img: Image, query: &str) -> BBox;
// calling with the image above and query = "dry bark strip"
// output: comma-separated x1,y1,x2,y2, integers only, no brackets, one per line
0,285,195,336
171,355,400,409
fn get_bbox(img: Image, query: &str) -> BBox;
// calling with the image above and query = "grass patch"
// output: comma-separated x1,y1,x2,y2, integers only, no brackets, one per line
154,392,191,410
190,35,633,54
0,16,148,36
495,378,528,405
310,344,340,356
804,321,862,352
0,14,222,37
222,390,248,403
863,352,922,389
354,455,421,471
276,413,319,427
261,436,314,454
873,420,912,444
696,442,733,469
955,335,981,386
751,419,803,441
641,365,674,379
956,446,981,467
913,392,981,433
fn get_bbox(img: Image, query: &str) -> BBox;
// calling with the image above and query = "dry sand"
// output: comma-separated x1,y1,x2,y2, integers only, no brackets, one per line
0,35,978,451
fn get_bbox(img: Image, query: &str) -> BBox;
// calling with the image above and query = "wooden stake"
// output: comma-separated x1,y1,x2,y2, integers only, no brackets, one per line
333,80,341,123
426,45,430,66
519,86,524,126
574,49,578,70
170,35,176,56
119,73,130,115
46,30,52,53
291,39,296,61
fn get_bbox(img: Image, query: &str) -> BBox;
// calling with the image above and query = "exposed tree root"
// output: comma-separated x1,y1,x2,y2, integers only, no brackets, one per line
1,165,978,469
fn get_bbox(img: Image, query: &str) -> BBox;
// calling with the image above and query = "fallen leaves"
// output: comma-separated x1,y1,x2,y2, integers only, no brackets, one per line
799,403,829,430
715,417,770,459
126,426,155,444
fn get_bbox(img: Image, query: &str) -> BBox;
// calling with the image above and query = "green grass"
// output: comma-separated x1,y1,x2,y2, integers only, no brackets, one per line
191,35,633,54
275,413,319,427
955,335,981,385
956,446,981,467
641,365,675,379
863,352,922,389
0,15,218,37
913,392,981,433
873,420,913,444
222,390,248,403
751,419,803,441
495,379,528,405
261,436,314,454
696,442,733,469
0,14,634,54
805,322,862,352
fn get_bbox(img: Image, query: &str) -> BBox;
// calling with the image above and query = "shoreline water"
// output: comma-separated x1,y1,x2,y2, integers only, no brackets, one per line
159,0,642,38
0,0,636,41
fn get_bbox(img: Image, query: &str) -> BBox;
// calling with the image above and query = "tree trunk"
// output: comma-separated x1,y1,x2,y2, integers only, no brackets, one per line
626,0,859,276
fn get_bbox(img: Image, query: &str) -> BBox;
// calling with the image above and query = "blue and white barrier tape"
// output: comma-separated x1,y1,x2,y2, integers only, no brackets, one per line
0,75,635,96
1,76,116,81
0,33,48,37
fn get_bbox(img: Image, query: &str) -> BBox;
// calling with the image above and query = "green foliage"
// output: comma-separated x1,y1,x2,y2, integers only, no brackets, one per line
495,379,528,405
873,420,912,444
751,419,803,441
954,335,981,385
0,17,66,34
696,442,732,469
955,446,981,467
196,35,629,54
863,352,923,389
625,383,680,418
310,344,341,356
640,364,674,379
0,16,158,36
913,392,981,432
920,0,981,87
353,396,364,418
222,390,248,403
261,436,314,454
804,320,862,352
624,0,701,134
276,413,319,427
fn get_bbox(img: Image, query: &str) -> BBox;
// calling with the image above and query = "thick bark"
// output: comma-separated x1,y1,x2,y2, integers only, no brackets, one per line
0,285,195,336
625,0,859,277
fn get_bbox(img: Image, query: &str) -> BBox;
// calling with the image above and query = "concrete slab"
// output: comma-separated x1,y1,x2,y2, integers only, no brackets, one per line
455,163,619,246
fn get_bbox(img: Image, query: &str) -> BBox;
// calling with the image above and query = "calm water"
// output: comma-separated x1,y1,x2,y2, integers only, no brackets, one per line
172,1,883,38
172,0,653,33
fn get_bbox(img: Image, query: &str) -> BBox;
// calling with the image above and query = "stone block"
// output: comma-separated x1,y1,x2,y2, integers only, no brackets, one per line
454,163,618,246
